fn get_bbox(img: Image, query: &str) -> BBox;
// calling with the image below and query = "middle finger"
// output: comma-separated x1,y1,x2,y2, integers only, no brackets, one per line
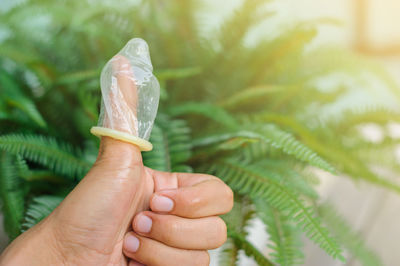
132,211,227,250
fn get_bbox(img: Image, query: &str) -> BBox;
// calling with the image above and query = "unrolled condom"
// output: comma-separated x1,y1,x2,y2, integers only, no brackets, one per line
90,38,160,151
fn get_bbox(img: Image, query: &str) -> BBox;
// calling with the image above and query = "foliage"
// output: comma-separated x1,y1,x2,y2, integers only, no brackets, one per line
1,0,400,264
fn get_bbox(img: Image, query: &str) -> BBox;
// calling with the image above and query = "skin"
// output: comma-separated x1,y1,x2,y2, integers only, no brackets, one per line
0,138,233,266
0,55,234,266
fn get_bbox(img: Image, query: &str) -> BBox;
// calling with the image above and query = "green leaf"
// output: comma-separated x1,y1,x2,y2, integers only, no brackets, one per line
319,203,382,266
0,72,46,128
0,134,92,178
155,66,202,80
252,124,336,173
22,195,64,231
219,85,284,109
220,196,255,266
195,124,336,173
212,159,345,261
0,153,26,239
257,202,304,265
228,228,274,266
168,102,239,129
143,114,193,172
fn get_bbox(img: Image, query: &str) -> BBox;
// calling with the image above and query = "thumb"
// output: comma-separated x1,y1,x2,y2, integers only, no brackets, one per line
99,54,142,162
94,54,143,184
48,55,150,254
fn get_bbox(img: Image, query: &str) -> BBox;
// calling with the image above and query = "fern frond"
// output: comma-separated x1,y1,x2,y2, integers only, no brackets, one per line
228,228,273,266
0,71,46,128
195,124,335,173
250,124,336,173
328,108,400,134
143,124,169,171
219,238,240,266
247,25,317,86
56,69,100,85
0,153,26,239
254,159,319,199
219,85,284,110
155,66,202,81
193,131,261,148
247,113,400,193
257,202,304,266
0,134,92,178
318,203,382,266
220,196,255,266
22,195,63,231
211,159,344,261
143,115,192,172
217,0,271,54
168,102,239,129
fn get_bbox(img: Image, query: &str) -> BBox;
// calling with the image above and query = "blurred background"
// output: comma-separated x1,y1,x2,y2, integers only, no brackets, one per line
207,1,400,265
1,0,400,265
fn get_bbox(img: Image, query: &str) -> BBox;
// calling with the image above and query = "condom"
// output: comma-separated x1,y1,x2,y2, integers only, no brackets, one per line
90,38,160,151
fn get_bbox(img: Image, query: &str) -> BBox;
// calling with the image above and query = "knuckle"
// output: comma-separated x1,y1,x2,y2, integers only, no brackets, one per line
181,193,203,214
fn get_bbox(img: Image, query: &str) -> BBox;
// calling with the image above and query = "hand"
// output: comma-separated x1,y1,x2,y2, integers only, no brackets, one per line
124,168,233,265
0,137,233,266
0,54,233,265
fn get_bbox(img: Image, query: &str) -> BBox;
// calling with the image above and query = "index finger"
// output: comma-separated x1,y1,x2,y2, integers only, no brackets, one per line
146,168,234,218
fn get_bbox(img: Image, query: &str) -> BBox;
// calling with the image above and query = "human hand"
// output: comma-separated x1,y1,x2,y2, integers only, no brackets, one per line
0,138,233,266
0,50,233,266
123,167,233,265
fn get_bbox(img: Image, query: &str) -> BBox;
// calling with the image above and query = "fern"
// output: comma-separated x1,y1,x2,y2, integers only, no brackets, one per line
219,239,240,266
155,67,202,81
253,160,318,200
0,134,91,178
228,229,273,266
219,85,285,110
0,71,46,128
194,124,335,173
250,124,336,173
211,159,344,261
22,195,64,231
0,153,26,239
318,203,382,266
220,196,255,266
143,114,193,172
168,102,239,129
0,0,397,264
256,202,304,266
249,112,400,194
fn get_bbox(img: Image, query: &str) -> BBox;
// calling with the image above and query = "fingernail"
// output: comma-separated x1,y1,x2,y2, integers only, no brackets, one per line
135,214,152,233
124,235,139,253
152,195,174,212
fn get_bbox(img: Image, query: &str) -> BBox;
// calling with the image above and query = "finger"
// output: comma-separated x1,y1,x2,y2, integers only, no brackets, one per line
50,57,145,255
147,168,216,191
132,211,227,250
98,55,142,164
99,53,140,149
104,55,139,135
148,175,233,218
123,232,210,266
113,55,138,117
